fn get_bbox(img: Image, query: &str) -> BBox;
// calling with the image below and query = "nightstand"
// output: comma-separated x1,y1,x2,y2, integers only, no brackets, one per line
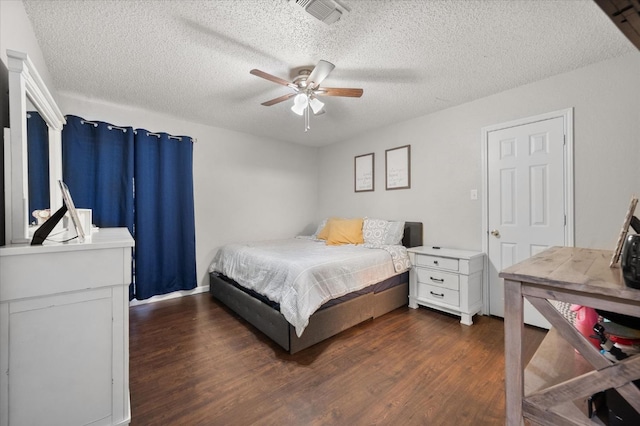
407,246,484,325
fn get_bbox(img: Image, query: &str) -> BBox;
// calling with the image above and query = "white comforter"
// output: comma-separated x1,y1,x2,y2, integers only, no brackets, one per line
208,238,410,337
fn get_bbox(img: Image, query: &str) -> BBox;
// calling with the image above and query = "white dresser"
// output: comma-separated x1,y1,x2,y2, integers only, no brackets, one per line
407,246,484,325
0,228,134,426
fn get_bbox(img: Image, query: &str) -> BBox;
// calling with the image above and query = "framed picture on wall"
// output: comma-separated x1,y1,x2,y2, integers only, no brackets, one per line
385,145,411,190
354,153,374,192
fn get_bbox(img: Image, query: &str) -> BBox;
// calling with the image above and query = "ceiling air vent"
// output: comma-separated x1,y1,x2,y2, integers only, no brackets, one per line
289,0,349,25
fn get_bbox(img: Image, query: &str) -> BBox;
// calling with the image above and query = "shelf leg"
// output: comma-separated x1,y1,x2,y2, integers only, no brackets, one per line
504,279,525,425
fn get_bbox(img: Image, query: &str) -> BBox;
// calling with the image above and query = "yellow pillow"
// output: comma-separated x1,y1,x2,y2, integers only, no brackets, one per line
326,218,364,246
316,217,337,240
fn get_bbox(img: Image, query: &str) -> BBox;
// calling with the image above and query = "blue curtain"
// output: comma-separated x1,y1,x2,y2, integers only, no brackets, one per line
27,111,50,223
62,116,135,234
133,130,197,300
60,116,196,300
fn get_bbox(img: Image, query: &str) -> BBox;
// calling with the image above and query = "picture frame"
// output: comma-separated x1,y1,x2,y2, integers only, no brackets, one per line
385,145,411,190
30,180,86,245
59,180,86,243
610,196,638,267
354,152,374,192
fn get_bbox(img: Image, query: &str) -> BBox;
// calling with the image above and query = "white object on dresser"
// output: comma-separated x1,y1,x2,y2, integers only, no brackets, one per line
0,228,134,426
407,246,484,325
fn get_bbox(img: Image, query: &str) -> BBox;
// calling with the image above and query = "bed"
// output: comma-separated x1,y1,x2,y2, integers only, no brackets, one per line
209,221,423,354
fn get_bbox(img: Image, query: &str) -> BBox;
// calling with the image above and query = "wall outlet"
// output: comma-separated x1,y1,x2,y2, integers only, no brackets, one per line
470,189,478,200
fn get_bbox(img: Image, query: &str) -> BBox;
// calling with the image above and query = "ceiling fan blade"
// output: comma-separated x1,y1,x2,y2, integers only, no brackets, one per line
307,60,335,89
250,69,296,89
260,92,296,106
315,87,363,97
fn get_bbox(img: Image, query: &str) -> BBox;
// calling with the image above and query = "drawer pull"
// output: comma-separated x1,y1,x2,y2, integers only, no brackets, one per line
430,291,445,298
433,260,439,265
430,277,444,283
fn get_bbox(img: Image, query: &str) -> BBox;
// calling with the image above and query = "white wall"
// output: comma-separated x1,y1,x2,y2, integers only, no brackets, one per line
58,93,319,287
318,53,640,251
0,0,56,95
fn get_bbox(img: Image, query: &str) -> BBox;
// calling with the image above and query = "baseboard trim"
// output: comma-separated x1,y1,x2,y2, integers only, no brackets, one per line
129,285,210,307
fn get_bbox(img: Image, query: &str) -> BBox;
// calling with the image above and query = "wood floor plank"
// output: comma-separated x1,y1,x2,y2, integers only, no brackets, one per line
129,293,546,425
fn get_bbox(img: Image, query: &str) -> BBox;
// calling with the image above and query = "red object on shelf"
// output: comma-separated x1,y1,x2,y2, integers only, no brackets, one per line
571,304,601,348
609,335,640,346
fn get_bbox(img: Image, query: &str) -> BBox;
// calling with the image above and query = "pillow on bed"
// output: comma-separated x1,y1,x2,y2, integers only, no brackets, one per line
317,217,359,240
325,217,365,246
316,217,336,240
382,220,405,245
362,218,388,245
311,218,328,239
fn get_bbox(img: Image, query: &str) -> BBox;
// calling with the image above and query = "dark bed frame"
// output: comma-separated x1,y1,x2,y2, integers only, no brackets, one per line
209,222,423,354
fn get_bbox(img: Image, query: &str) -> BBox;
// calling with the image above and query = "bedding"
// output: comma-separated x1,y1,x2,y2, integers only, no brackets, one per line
209,237,410,336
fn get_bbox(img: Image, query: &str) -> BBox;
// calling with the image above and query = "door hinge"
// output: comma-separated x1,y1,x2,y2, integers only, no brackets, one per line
563,134,566,145
564,215,567,226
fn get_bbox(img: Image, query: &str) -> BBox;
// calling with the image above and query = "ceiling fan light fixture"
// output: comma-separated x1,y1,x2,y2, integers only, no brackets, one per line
291,93,308,115
309,97,325,114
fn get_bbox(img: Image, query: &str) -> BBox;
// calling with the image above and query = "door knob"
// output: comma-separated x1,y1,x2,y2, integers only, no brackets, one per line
490,229,500,238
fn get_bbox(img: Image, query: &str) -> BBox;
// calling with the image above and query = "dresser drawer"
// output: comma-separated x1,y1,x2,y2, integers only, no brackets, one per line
415,254,459,272
417,283,459,307
415,268,459,291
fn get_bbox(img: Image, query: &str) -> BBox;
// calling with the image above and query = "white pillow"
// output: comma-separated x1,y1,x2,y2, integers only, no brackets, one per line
382,221,405,245
311,218,328,239
362,218,388,245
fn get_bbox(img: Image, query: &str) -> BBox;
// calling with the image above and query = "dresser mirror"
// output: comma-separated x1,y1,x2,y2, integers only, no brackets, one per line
5,49,66,244
26,96,51,223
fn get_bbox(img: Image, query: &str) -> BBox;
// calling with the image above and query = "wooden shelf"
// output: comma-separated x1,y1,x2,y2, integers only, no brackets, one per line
524,328,605,424
525,328,593,394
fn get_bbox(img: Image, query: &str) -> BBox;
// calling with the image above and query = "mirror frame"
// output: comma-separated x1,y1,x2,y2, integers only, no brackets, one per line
5,50,66,244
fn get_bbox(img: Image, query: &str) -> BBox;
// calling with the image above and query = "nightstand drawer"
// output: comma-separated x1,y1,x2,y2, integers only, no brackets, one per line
415,268,459,291
417,283,459,307
415,254,459,271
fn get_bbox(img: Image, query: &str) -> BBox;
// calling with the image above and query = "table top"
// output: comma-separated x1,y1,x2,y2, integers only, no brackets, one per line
499,246,640,303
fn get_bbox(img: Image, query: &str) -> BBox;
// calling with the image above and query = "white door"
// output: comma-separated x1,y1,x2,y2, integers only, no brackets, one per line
486,114,569,328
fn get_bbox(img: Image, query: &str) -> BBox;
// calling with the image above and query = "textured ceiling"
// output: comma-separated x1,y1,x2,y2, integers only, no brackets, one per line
22,0,634,146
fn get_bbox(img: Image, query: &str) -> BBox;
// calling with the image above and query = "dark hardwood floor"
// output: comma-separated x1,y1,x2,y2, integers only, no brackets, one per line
129,293,546,425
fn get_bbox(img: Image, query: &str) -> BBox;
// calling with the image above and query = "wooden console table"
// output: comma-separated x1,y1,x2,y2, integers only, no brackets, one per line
500,246,640,425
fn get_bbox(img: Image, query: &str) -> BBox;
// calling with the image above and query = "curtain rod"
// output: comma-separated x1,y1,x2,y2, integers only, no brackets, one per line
80,119,98,128
142,131,197,143
109,125,128,132
79,119,196,142
81,119,128,133
146,131,180,141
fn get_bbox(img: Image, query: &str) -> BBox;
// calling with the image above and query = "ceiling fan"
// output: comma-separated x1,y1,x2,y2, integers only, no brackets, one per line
250,60,363,131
